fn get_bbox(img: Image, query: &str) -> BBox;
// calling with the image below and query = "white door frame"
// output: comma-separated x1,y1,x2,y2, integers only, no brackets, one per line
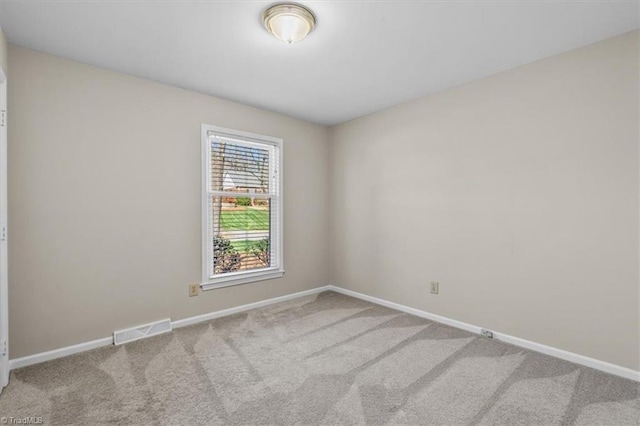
0,65,8,392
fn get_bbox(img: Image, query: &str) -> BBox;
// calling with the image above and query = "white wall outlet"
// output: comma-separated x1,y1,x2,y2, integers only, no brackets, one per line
430,281,439,295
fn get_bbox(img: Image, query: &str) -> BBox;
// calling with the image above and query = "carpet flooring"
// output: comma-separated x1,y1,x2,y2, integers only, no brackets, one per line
0,291,638,425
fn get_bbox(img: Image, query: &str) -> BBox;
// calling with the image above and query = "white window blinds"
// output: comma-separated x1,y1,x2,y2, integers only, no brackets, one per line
202,125,283,289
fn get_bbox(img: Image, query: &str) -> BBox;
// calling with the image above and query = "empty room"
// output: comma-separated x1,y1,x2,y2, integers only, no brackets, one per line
0,0,638,425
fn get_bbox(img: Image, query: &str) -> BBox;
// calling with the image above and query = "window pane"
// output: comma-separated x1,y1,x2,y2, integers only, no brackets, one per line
211,140,271,194
213,196,271,274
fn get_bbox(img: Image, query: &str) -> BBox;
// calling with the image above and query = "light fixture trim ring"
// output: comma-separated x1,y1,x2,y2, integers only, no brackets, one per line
262,3,316,43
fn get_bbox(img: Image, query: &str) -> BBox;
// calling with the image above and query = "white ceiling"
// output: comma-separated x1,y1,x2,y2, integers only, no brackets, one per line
0,1,638,125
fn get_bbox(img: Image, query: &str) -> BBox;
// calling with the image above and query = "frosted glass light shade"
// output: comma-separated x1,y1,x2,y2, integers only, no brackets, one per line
263,4,316,44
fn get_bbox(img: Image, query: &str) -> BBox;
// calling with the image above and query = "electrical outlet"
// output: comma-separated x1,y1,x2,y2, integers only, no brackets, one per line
430,281,439,295
481,329,494,339
189,283,200,297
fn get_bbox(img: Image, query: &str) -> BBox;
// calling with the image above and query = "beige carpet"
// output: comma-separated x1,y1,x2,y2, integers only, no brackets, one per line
0,291,638,425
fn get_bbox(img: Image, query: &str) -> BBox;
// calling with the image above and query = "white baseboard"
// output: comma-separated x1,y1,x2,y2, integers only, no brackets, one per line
9,337,114,370
172,285,331,329
327,285,640,382
9,285,331,371
10,284,639,382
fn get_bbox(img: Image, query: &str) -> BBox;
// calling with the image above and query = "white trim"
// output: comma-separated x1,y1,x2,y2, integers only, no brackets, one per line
201,124,209,286
201,269,284,291
209,191,273,199
9,286,331,370
201,124,284,288
206,128,282,147
173,285,329,328
9,284,638,382
327,285,640,382
9,337,114,371
0,66,8,391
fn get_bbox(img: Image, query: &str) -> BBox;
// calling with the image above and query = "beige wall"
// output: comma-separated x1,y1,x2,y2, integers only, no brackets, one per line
8,46,330,358
330,31,639,370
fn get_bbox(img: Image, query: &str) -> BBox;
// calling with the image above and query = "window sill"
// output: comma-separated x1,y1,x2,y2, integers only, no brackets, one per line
200,269,285,291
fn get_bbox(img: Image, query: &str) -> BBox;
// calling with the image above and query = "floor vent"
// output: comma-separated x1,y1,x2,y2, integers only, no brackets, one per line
113,319,172,345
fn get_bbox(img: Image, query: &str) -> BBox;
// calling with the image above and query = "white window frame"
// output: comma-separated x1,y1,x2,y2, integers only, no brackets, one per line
201,124,284,290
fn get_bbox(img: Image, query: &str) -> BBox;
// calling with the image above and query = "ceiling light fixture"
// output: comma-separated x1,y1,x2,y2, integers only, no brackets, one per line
262,3,316,44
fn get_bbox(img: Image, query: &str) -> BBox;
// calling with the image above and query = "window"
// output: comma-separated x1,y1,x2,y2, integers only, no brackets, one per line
201,124,283,290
